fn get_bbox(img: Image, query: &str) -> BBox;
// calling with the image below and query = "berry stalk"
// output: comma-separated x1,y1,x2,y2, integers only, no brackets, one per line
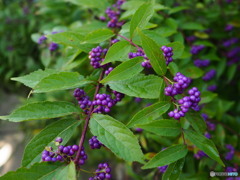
118,34,143,50
74,70,105,165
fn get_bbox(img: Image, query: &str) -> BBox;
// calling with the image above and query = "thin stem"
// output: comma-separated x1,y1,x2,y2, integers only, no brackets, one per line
74,70,105,165
181,129,186,145
80,168,95,174
118,34,143,50
163,76,174,84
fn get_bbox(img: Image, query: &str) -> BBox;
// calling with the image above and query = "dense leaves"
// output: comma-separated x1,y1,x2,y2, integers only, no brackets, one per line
1,0,239,179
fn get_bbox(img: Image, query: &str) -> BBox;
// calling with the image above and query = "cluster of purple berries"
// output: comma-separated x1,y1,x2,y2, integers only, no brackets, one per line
168,87,201,120
202,69,216,81
111,39,119,45
226,47,240,59
41,137,87,166
89,46,108,69
128,49,152,68
225,166,240,180
186,36,196,43
207,85,217,92
224,39,240,65
105,0,125,28
158,165,168,173
193,59,210,68
105,67,114,75
161,46,174,65
225,24,234,31
194,150,207,159
38,35,47,44
201,113,216,131
190,45,205,55
223,38,238,47
225,144,235,161
74,89,124,114
89,162,112,180
48,42,59,51
73,88,92,114
89,136,103,149
92,92,123,113
164,73,191,96
38,33,59,51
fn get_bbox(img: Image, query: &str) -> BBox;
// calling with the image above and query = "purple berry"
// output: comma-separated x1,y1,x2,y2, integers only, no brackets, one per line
48,42,59,51
38,35,47,44
161,45,174,65
190,45,205,55
55,137,63,143
202,69,216,81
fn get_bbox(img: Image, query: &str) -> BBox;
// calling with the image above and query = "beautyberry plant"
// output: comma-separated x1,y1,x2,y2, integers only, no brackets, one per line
1,0,239,180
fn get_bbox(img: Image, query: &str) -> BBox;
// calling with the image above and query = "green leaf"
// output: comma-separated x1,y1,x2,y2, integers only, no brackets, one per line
53,161,76,180
143,31,170,47
47,32,94,52
0,163,62,180
127,102,170,128
162,158,185,180
11,69,59,88
136,120,181,137
200,91,218,104
168,62,179,76
40,49,51,67
181,66,204,79
33,72,92,93
181,22,205,30
0,101,80,122
185,113,207,133
227,65,237,82
168,6,188,14
89,114,144,163
66,0,109,10
84,29,114,44
184,129,225,166
22,118,81,167
166,42,184,59
142,144,188,169
130,3,154,38
102,41,132,65
107,74,163,99
156,18,178,37
101,57,143,83
139,31,167,76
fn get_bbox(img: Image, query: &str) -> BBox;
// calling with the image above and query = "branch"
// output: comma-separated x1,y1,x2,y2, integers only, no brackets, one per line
118,34,143,50
74,70,105,165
